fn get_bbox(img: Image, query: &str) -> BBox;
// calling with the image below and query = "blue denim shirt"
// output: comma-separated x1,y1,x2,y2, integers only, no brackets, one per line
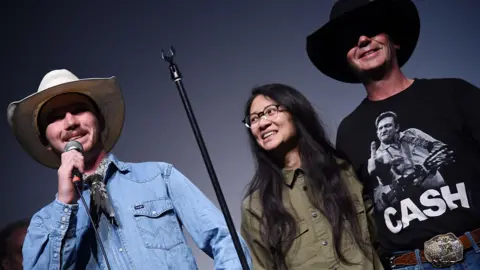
22,153,252,270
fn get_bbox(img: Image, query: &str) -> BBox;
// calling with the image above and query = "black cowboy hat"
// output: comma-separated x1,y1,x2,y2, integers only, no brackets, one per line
306,0,420,83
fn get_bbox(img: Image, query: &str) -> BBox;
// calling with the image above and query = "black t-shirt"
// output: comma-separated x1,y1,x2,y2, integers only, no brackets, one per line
336,78,480,254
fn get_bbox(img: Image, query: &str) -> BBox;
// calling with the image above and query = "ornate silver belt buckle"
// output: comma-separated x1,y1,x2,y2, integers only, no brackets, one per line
424,232,464,268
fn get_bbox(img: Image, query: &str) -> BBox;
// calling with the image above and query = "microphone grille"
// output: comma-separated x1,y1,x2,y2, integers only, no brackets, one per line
64,141,84,153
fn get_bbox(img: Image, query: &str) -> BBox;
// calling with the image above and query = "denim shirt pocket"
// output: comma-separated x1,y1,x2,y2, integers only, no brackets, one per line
132,198,184,250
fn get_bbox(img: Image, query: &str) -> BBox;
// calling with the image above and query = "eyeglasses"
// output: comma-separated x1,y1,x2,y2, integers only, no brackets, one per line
243,104,283,128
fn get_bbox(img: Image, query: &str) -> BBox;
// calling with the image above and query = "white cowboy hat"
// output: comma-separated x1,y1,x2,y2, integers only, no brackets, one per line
7,69,125,168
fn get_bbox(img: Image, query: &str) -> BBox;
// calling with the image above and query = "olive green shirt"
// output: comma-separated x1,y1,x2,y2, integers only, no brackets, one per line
241,162,383,270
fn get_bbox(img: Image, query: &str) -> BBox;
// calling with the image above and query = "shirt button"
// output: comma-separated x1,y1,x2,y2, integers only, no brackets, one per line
303,186,307,191
152,211,157,215
54,253,59,258
312,212,318,218
61,216,67,222
119,248,123,252
322,240,328,246
64,208,69,213
60,225,65,230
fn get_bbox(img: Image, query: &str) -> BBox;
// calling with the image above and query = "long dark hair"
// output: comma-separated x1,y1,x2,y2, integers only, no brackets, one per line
243,84,369,269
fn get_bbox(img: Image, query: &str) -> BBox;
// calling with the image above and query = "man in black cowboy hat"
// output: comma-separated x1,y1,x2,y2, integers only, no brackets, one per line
306,0,480,269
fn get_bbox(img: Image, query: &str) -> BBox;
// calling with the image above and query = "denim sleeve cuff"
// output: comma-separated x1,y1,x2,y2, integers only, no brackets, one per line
49,199,79,238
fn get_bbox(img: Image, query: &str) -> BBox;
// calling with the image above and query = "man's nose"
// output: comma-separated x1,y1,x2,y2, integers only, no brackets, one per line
64,113,79,130
357,35,371,48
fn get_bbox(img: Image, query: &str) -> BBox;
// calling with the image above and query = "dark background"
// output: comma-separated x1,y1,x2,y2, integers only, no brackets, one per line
2,1,479,268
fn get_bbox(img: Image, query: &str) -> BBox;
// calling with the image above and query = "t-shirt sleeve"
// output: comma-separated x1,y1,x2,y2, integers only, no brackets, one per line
453,78,480,146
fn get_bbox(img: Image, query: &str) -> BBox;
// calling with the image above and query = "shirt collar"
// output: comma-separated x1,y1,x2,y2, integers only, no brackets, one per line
107,153,130,173
282,167,303,187
82,153,130,184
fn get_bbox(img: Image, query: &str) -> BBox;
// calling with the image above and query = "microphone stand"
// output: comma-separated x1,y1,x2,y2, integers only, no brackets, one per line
161,46,249,270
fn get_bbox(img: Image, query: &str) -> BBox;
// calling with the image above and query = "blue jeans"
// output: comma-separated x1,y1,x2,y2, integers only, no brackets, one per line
393,232,480,270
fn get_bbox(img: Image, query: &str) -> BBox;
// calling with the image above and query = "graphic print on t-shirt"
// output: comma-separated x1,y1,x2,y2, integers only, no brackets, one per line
367,111,465,233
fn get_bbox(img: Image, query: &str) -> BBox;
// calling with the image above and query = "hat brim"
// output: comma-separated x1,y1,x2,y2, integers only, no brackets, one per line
306,0,420,83
7,77,125,168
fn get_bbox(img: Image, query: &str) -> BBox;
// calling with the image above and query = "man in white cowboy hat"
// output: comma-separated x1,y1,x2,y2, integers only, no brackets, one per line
306,0,480,269
7,69,252,269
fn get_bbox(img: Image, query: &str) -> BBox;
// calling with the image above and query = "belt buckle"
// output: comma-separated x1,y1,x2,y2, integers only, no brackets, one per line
424,232,463,268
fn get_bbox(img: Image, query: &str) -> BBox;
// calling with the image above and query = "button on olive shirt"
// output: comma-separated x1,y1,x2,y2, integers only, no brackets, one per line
241,161,383,269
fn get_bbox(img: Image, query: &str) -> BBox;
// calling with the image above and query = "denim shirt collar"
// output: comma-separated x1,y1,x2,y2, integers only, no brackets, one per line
82,153,129,188
107,153,130,174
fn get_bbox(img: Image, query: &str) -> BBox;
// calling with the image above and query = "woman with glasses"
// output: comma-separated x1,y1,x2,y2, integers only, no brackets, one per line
240,83,383,270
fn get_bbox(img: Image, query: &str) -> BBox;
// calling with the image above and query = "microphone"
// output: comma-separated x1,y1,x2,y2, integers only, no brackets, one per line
63,141,112,270
64,141,84,185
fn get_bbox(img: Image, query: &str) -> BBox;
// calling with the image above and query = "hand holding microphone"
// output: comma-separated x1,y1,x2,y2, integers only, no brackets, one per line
56,141,113,268
57,141,84,204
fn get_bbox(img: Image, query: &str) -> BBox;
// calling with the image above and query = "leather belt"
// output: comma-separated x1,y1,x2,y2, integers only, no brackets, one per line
390,228,480,268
